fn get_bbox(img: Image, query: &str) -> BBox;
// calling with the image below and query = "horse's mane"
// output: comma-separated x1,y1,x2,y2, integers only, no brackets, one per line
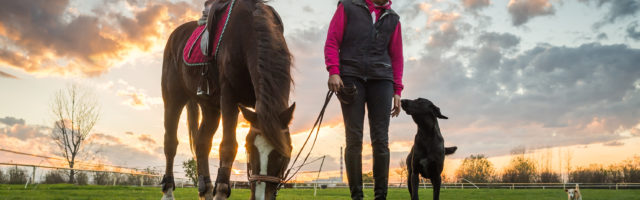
252,2,293,157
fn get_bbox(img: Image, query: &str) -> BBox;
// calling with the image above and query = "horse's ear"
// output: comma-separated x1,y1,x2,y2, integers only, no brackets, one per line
240,106,258,124
279,103,296,127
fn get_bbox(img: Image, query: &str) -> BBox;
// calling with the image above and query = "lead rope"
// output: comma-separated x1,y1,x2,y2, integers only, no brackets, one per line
274,91,334,197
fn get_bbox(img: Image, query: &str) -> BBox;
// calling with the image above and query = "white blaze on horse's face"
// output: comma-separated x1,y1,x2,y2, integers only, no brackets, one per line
253,133,274,200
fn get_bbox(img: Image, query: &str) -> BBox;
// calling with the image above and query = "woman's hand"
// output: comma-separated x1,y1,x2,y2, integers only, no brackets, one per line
391,95,401,117
328,74,344,93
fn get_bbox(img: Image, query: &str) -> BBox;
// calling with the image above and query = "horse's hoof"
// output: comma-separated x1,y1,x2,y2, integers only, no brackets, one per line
198,182,214,200
161,189,175,200
213,183,230,200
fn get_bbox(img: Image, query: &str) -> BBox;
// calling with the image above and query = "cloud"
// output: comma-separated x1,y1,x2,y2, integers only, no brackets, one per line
461,0,491,11
603,140,624,146
0,116,26,126
0,123,49,141
302,6,314,13
427,23,464,51
581,0,640,27
403,41,640,157
138,134,157,145
102,79,162,110
476,32,521,49
0,70,17,79
507,0,555,26
627,21,640,41
89,133,121,144
597,32,608,40
0,0,199,77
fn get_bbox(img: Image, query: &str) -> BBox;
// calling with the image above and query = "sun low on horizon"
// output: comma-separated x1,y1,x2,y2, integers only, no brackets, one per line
1,0,640,187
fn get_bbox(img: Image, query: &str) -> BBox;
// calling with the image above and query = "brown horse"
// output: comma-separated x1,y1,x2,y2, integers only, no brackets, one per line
160,0,294,199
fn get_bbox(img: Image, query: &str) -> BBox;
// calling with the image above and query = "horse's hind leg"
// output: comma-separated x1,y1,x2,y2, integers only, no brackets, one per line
195,104,221,200
161,95,187,200
213,91,239,200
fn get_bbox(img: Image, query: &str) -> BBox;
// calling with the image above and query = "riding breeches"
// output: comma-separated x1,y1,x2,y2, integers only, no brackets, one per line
340,76,393,200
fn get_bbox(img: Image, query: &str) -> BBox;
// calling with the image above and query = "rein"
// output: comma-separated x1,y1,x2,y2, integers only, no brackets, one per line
274,91,334,196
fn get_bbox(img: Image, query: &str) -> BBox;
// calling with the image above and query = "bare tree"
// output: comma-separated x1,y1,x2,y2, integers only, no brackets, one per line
395,159,408,187
50,83,100,183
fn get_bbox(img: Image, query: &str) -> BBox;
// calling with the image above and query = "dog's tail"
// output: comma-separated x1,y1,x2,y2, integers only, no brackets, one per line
445,146,457,155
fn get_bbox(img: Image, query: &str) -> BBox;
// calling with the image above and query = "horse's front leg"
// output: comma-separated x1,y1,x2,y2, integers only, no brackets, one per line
161,97,187,200
195,104,221,200
213,90,239,200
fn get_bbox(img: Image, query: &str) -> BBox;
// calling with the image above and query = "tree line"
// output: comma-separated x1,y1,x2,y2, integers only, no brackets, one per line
0,166,160,185
454,154,640,183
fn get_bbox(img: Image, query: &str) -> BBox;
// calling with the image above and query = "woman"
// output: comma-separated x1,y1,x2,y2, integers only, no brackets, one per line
324,0,404,199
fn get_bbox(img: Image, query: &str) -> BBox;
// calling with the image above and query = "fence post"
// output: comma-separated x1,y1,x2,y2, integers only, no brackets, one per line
32,166,36,184
140,176,144,187
616,183,618,190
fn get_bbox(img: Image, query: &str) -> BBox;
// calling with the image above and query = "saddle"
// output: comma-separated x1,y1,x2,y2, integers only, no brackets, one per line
182,1,232,96
182,1,284,96
183,1,231,66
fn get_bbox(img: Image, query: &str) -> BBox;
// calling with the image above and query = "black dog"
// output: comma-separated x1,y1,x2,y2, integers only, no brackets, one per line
402,98,457,200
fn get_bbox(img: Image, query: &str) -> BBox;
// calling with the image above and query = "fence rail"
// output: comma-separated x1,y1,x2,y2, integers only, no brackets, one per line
2,163,640,191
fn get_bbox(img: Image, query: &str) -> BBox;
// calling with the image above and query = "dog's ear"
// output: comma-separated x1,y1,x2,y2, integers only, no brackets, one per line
564,189,568,192
434,106,448,119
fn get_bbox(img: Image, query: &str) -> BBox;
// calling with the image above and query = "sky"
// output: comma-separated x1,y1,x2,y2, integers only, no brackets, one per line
1,0,640,183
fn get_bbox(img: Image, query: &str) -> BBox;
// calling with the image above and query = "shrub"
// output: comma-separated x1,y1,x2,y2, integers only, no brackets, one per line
93,171,112,185
456,154,495,183
75,171,88,185
44,170,67,184
0,168,6,183
8,166,28,184
501,156,537,183
539,171,561,183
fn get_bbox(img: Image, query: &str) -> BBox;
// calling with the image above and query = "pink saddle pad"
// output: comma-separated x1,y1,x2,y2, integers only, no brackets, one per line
183,3,231,66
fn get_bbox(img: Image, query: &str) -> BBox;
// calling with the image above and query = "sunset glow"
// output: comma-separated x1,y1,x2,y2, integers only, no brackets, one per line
1,0,639,186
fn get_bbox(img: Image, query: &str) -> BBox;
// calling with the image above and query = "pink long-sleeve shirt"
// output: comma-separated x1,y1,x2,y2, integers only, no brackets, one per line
324,0,404,96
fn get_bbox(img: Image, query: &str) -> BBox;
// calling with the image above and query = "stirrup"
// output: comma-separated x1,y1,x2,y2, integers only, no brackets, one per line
197,74,211,97
212,167,232,198
196,84,211,97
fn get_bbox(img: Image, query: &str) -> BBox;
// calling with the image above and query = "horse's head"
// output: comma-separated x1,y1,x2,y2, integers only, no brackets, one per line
240,103,295,200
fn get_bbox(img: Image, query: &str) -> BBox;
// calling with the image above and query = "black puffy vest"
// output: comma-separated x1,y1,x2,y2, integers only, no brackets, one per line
339,0,399,81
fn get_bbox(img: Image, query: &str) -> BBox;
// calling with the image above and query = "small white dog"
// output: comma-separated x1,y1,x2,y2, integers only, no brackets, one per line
564,184,582,200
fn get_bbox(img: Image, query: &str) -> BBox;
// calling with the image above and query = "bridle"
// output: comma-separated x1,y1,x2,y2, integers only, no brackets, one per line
246,126,289,186
245,91,335,199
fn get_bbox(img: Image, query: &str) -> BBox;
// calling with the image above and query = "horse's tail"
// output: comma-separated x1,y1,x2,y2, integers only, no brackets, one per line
445,146,458,155
186,100,200,157
252,3,293,157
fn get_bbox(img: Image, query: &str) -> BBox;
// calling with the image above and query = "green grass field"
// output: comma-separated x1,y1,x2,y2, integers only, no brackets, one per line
1,184,639,200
